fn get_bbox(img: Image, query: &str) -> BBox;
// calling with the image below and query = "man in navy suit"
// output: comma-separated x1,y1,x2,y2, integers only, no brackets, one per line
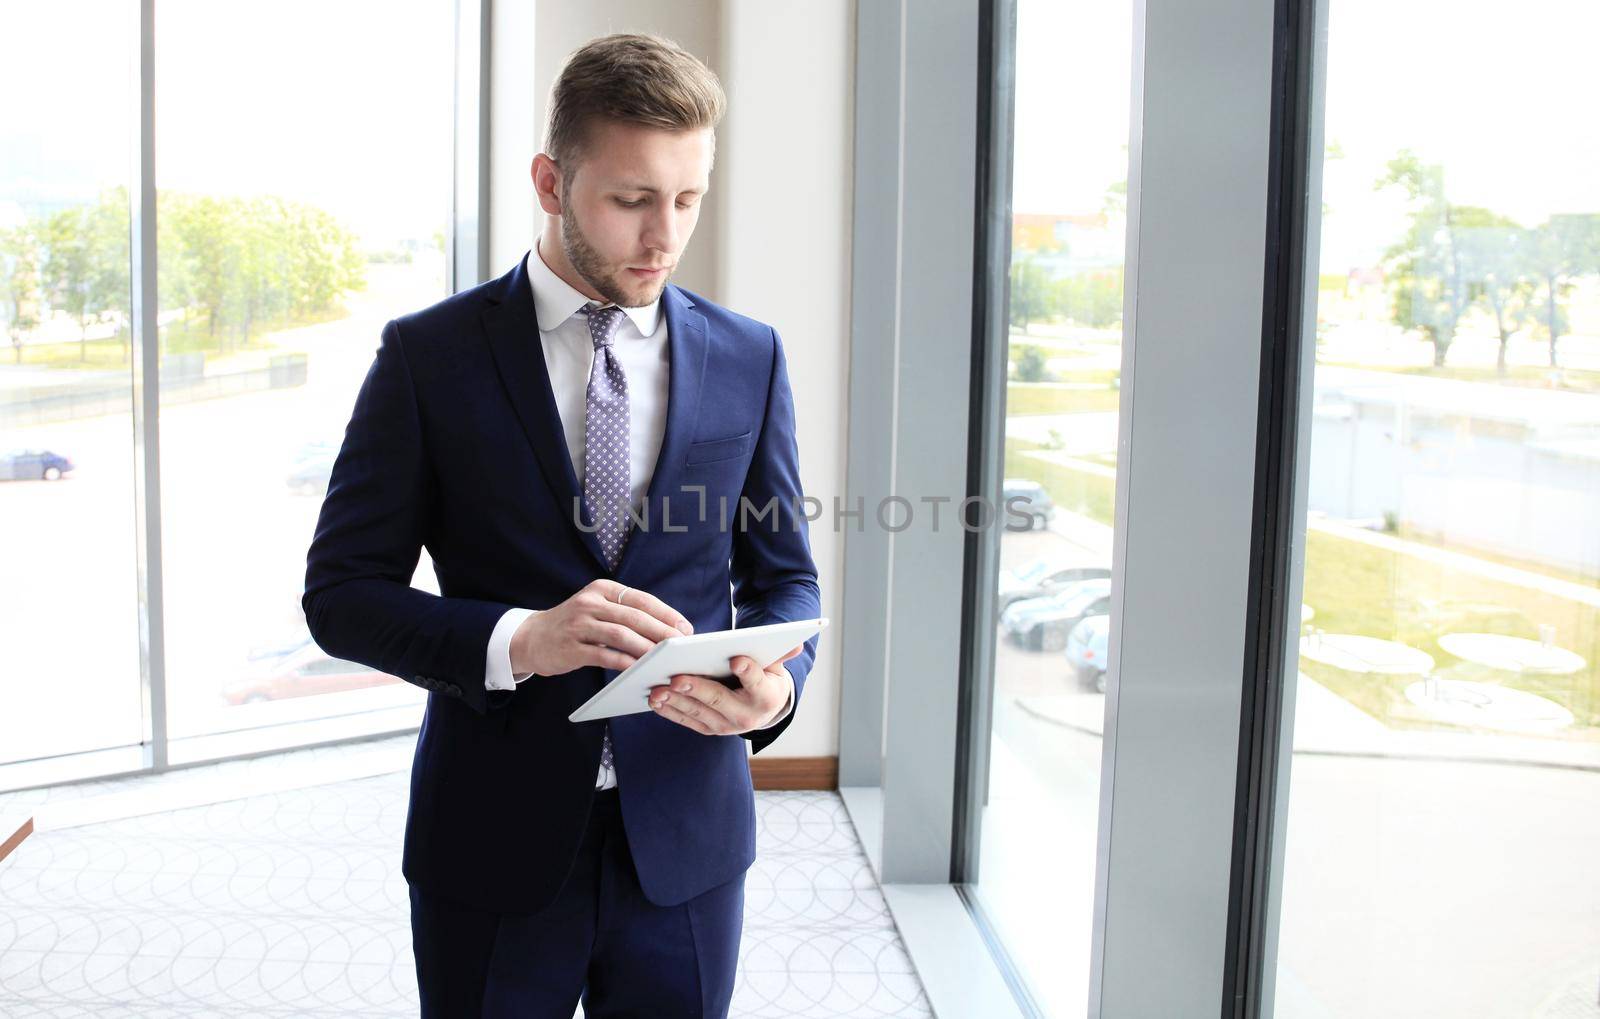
301,33,820,1018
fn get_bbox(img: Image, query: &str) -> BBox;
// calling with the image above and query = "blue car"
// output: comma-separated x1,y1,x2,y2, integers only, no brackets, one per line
1065,613,1110,692
999,578,1111,652
0,448,74,481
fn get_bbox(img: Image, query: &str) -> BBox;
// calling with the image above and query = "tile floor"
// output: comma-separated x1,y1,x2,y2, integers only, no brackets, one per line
0,738,932,1017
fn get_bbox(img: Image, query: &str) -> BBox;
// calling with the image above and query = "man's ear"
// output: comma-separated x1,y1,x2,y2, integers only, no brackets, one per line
532,155,564,216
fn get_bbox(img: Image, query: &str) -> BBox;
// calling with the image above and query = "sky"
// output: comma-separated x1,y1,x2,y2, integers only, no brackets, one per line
2,0,1595,271
1009,0,1600,272
0,0,453,243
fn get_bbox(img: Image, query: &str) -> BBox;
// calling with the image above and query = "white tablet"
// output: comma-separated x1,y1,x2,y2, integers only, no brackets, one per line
568,617,828,723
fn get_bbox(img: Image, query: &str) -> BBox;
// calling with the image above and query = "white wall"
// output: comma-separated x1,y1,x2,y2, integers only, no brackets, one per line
488,0,536,275
490,0,856,761
717,1,854,761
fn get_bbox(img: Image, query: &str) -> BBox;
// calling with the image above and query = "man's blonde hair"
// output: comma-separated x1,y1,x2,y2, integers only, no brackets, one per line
544,33,726,186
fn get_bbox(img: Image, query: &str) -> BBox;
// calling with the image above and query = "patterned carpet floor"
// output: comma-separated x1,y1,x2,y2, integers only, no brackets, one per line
0,740,930,1017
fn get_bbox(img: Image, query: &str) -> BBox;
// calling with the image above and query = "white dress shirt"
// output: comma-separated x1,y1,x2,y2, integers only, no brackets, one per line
481,242,794,789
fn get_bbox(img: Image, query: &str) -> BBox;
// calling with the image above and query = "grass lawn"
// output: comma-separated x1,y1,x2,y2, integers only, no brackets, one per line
1004,437,1117,527
1005,379,1121,416
9,304,350,372
10,334,133,370
1002,434,1600,734
1300,529,1599,732
1325,361,1600,396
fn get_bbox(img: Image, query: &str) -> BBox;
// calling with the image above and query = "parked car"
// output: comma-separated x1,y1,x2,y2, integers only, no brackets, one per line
996,558,1111,614
1001,478,1054,531
1066,613,1110,692
1000,577,1112,651
244,629,313,663
291,439,338,464
286,453,335,495
222,642,398,704
0,448,74,481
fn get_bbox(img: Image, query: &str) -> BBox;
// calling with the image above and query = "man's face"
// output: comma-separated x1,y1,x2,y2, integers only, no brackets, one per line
549,120,712,308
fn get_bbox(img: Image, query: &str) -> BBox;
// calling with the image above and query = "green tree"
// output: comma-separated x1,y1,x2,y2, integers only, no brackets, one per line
1050,268,1123,329
1454,218,1535,376
0,224,43,364
1013,343,1049,382
1009,256,1051,333
40,206,93,358
87,189,132,362
1526,212,1600,368
15,188,367,365
1375,150,1475,367
34,193,129,363
1100,178,1126,220
166,193,240,345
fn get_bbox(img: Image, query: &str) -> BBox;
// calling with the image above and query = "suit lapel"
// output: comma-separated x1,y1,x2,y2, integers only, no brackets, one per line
480,255,708,578
614,283,707,578
481,256,610,572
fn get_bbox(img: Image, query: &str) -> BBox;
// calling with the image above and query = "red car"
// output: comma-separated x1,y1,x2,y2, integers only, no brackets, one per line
223,641,400,704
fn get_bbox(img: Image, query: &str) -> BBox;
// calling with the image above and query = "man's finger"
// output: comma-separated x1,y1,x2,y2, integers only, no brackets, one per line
658,688,739,730
592,602,683,645
660,673,740,721
604,582,693,636
579,644,637,672
650,696,733,736
580,620,656,660
775,643,803,665
727,655,768,692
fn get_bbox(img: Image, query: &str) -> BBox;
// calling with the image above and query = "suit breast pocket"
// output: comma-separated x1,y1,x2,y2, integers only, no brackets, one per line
684,430,753,466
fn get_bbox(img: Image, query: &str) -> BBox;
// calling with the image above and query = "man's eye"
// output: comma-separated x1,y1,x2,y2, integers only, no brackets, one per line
614,198,697,209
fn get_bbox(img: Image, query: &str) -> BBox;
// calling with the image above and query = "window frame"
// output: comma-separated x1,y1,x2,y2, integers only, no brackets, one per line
0,0,488,793
836,0,1322,1014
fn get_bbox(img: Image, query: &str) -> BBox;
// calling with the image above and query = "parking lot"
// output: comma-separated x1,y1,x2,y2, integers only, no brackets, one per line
0,263,438,764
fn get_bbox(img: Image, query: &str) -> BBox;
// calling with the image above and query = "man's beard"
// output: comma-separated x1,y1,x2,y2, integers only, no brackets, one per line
560,189,667,309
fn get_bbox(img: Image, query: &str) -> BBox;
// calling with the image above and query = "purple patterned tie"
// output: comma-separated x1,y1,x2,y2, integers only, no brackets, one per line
581,303,628,784
581,303,631,569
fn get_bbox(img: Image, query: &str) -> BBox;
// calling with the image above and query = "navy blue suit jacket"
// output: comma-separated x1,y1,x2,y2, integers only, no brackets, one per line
302,254,821,912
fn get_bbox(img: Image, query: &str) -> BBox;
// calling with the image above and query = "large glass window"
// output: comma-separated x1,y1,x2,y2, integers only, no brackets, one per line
1275,0,1600,1013
0,1,143,766
0,0,461,781
973,0,1134,1012
154,0,454,746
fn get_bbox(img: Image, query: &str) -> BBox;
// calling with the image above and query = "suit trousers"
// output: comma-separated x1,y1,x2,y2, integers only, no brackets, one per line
408,786,745,1018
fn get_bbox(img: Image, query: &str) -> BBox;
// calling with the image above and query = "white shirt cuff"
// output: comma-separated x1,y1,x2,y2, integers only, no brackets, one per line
485,607,538,691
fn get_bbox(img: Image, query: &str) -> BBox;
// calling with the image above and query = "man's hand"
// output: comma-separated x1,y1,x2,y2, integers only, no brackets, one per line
646,644,804,736
511,579,692,677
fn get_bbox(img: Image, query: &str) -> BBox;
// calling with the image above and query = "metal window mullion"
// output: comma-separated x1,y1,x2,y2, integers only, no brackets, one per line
1249,0,1331,1012
130,0,167,771
837,0,903,795
451,0,491,292
952,0,1018,884
1089,0,1281,1012
878,0,981,887
1222,0,1322,1008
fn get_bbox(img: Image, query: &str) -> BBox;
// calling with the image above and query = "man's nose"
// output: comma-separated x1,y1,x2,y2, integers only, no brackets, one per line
642,206,679,254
